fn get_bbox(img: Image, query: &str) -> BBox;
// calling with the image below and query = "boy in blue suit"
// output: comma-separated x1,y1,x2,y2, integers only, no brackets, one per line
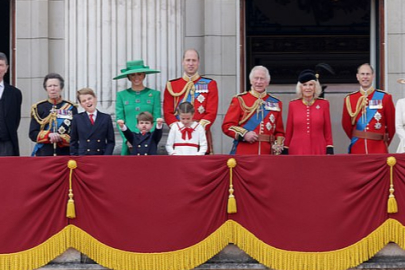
70,88,115,155
117,112,163,155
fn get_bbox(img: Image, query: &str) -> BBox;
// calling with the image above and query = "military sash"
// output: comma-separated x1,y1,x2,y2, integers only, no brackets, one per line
348,91,384,153
230,95,279,154
176,78,212,119
31,103,74,156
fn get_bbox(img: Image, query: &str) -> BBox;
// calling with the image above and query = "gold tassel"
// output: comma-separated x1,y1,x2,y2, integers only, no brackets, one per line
386,157,398,214
227,158,237,214
67,160,78,219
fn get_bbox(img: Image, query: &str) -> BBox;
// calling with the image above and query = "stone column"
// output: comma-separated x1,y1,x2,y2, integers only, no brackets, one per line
184,0,239,154
386,0,405,151
65,0,184,114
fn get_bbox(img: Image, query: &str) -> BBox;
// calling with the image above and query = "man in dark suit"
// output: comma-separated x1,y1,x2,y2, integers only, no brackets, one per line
0,52,22,156
70,88,115,155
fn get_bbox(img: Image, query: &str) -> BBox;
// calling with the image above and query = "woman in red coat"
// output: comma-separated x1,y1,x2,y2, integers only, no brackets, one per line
284,70,334,155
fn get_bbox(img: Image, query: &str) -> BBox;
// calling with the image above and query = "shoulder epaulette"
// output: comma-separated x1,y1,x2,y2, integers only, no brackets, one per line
344,90,360,98
169,77,182,82
375,89,389,94
236,91,248,97
63,99,78,108
31,99,48,109
267,93,280,101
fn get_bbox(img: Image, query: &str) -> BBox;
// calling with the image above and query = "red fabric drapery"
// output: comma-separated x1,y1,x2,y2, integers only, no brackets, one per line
0,154,404,270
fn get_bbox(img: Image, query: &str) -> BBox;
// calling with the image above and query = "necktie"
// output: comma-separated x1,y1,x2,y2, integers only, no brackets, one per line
89,114,94,125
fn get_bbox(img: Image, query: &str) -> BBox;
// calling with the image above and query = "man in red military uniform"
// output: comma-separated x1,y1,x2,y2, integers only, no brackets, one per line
163,49,218,154
222,66,285,155
342,63,395,154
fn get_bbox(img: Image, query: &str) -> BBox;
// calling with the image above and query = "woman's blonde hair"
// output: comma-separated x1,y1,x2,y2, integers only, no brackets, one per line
295,80,322,99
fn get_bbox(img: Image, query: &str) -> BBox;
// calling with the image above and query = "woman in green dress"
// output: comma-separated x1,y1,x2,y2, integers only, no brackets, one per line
114,60,161,155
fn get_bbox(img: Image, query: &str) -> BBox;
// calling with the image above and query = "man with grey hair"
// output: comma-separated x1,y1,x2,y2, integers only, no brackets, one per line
0,52,22,156
222,65,285,155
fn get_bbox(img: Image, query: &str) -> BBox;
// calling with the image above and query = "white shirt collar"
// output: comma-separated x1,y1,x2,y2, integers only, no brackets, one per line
0,81,4,99
86,110,97,118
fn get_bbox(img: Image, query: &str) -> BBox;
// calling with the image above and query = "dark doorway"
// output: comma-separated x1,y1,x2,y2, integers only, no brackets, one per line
245,0,373,85
0,0,10,84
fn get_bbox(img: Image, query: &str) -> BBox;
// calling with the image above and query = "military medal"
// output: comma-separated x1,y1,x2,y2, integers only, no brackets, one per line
264,102,280,111
64,119,71,126
197,94,205,103
57,110,73,119
196,82,209,93
58,126,66,134
269,114,275,123
369,99,383,109
374,112,382,130
198,105,205,114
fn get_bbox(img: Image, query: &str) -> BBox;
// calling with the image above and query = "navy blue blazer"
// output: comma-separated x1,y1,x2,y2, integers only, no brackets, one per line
123,127,162,155
70,110,115,155
3,83,22,156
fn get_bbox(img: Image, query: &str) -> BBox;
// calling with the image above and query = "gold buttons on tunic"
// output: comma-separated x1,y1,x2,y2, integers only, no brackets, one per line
307,107,310,134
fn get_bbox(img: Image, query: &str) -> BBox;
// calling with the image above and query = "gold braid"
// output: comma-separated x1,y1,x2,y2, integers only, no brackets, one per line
31,101,72,131
166,73,200,114
31,103,53,130
237,96,263,125
345,95,368,125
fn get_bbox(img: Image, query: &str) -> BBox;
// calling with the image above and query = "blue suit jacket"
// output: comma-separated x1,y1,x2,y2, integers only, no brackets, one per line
70,110,115,155
123,128,162,155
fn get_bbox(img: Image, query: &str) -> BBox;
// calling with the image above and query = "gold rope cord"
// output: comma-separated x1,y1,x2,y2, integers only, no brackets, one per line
66,160,77,219
387,157,398,214
345,95,368,125
227,158,237,214
237,96,262,125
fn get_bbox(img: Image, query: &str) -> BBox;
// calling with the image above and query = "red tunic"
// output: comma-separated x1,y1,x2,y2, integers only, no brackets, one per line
222,91,284,155
284,99,333,155
341,89,395,154
163,74,218,130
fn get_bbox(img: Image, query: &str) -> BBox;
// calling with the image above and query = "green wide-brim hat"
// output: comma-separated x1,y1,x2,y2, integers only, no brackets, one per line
113,60,160,80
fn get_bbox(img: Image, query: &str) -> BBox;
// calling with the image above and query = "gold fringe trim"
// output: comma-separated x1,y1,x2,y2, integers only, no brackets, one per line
2,219,405,270
69,222,232,270
0,226,71,270
229,219,405,270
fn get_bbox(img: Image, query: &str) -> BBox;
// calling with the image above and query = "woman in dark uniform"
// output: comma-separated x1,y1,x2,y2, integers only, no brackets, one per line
29,73,77,156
